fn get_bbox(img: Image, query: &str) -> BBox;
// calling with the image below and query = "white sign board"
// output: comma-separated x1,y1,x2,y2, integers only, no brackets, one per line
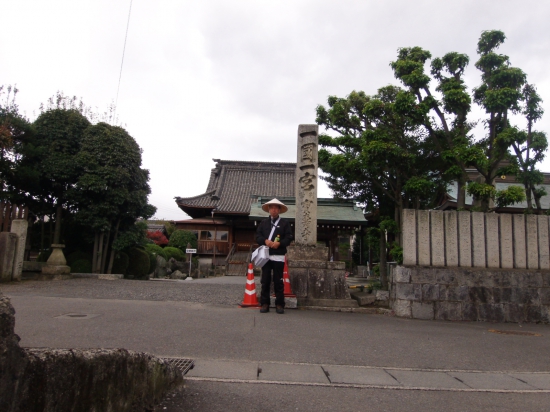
186,249,197,254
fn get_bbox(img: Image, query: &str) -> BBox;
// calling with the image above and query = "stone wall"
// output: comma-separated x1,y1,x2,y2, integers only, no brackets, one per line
390,265,550,322
0,292,183,412
403,210,550,270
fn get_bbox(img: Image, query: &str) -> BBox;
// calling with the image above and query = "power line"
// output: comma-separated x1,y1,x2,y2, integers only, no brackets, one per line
114,0,133,119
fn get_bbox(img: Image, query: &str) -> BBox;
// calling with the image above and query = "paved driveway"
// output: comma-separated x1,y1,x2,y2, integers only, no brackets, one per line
3,278,550,411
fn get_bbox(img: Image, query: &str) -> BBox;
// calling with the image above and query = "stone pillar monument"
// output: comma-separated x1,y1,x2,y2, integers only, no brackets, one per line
295,124,318,246
287,124,355,308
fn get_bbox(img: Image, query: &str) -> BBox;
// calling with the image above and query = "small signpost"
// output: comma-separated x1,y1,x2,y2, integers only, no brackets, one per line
186,243,196,276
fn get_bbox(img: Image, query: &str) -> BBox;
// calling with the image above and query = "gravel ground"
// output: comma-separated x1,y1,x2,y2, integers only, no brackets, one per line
0,278,251,306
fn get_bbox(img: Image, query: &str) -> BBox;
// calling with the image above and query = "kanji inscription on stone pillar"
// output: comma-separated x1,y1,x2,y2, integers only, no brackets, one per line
295,124,318,245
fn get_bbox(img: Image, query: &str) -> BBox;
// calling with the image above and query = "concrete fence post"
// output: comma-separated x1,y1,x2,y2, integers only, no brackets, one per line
471,212,486,268
0,232,17,282
513,214,527,269
10,219,28,281
402,209,417,266
537,215,550,270
526,215,539,269
499,214,513,269
444,211,458,267
485,213,499,269
458,211,472,268
417,210,431,266
430,211,445,266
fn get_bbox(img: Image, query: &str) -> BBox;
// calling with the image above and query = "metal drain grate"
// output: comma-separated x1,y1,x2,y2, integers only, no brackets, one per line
162,358,195,375
488,329,542,337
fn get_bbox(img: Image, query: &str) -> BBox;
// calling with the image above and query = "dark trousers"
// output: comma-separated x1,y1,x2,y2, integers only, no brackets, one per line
261,260,285,307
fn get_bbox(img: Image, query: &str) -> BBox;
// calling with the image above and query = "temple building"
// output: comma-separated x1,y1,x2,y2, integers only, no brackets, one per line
174,159,367,271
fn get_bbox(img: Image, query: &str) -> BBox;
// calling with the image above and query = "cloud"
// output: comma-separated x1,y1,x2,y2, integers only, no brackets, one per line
3,0,550,219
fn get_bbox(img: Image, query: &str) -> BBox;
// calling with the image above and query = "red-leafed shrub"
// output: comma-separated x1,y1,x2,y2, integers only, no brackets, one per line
146,230,169,246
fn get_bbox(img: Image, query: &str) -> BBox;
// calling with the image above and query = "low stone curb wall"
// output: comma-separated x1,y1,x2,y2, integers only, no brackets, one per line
390,265,550,323
298,306,392,315
0,293,183,412
72,273,124,280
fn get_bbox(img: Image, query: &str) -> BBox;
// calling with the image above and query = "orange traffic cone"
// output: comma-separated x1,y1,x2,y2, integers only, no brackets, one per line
239,263,261,308
283,257,295,297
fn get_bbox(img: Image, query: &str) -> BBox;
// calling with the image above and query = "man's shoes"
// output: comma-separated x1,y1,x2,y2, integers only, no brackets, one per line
260,304,269,313
276,305,284,314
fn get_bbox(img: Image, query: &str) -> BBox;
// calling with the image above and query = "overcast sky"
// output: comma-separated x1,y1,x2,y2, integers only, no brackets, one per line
3,1,550,220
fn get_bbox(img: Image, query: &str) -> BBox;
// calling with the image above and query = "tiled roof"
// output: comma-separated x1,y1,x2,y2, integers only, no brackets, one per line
176,160,296,217
146,224,167,235
249,197,367,225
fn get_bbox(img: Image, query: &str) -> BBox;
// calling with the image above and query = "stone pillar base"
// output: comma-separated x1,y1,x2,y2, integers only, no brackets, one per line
270,296,298,308
37,273,72,281
287,245,351,303
40,264,71,280
298,298,358,308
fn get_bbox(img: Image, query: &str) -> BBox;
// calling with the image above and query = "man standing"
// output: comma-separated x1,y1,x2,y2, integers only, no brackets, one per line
255,198,293,314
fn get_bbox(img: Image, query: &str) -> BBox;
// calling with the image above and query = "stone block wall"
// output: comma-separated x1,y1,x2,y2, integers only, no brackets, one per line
403,210,550,270
0,292,183,412
390,265,550,322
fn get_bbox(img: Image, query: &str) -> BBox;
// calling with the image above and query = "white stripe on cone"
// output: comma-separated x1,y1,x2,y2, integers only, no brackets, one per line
245,289,257,295
246,279,255,285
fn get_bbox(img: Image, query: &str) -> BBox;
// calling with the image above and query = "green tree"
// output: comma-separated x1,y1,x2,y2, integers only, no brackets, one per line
31,108,91,244
0,85,36,204
74,122,155,273
391,30,533,212
168,230,198,252
506,84,548,213
316,86,447,246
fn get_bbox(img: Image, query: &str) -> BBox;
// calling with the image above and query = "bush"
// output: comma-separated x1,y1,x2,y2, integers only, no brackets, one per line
126,248,150,279
146,230,169,246
144,243,168,260
66,250,93,266
112,252,129,275
148,252,157,274
389,242,403,265
168,230,197,252
70,259,92,273
163,247,186,262
37,249,52,262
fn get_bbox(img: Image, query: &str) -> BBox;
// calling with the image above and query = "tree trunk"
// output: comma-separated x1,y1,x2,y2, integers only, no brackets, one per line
40,217,45,251
107,219,121,274
100,227,111,273
525,183,533,213
379,228,388,290
533,186,543,214
395,200,403,247
49,214,54,246
457,180,466,209
96,232,104,274
53,203,62,244
92,232,99,273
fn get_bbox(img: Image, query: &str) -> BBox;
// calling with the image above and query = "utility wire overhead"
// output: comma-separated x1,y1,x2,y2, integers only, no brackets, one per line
114,0,133,120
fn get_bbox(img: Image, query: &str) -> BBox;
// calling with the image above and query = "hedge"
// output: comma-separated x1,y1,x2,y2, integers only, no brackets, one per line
163,247,186,262
126,248,150,279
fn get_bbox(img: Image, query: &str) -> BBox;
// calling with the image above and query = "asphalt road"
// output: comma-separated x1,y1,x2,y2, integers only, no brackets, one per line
3,278,550,411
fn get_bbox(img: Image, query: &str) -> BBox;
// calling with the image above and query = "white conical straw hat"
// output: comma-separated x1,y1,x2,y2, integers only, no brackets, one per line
261,198,288,214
